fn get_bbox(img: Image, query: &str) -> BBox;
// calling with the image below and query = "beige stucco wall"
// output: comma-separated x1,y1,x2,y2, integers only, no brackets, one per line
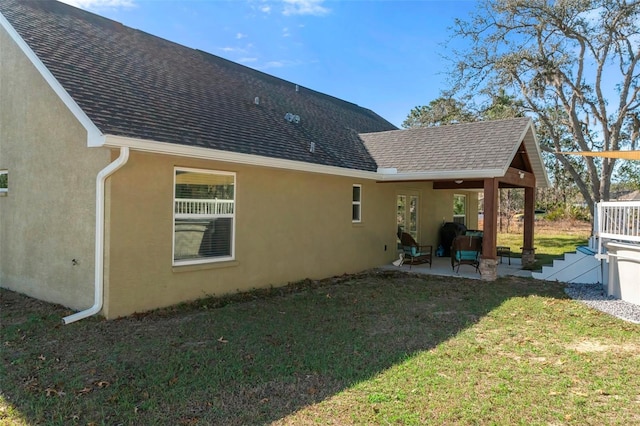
103,152,479,318
103,152,394,317
0,25,111,309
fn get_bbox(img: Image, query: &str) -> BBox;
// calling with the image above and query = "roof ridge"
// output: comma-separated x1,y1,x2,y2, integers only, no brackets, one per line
360,116,531,136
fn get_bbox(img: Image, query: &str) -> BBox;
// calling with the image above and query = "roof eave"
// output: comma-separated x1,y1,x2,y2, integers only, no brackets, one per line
103,134,381,180
376,169,506,182
104,135,538,184
0,11,104,147
519,119,550,188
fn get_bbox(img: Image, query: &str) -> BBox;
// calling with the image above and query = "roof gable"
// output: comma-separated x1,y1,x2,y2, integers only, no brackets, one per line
360,117,549,187
0,0,396,172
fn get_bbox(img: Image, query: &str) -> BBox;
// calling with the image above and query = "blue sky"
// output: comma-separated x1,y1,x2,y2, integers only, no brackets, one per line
59,0,477,128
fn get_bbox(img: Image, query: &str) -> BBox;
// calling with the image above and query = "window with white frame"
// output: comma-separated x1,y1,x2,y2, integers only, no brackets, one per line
0,170,7,194
352,184,362,222
173,168,235,265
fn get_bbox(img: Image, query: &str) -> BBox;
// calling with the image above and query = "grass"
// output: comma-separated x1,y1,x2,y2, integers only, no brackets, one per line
497,219,591,270
2,268,640,425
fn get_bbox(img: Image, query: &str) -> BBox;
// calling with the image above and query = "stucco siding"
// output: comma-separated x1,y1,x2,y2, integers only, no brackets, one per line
103,150,479,318
0,25,111,309
103,152,396,317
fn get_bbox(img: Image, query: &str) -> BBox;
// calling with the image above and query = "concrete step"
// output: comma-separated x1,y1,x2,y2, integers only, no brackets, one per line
532,247,602,284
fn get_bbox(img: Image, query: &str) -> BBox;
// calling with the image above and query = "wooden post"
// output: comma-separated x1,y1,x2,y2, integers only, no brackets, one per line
481,178,499,280
522,186,536,267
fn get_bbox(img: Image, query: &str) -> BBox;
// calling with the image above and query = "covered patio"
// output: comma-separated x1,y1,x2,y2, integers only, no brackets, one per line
362,117,550,281
380,255,532,280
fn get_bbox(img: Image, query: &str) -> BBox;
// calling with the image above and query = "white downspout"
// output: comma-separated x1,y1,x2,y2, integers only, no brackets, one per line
63,147,130,324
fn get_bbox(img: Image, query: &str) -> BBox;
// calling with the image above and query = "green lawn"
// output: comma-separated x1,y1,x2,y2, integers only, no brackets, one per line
497,219,591,270
2,269,639,425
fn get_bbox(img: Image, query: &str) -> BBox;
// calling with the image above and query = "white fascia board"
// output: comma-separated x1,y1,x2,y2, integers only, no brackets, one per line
104,135,508,182
377,169,506,182
103,135,381,180
514,119,550,188
0,12,105,147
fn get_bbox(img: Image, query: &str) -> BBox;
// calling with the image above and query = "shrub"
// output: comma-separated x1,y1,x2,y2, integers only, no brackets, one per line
544,207,566,221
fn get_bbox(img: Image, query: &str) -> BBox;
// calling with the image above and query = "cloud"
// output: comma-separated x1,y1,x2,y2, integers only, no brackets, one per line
58,0,135,9
236,33,248,39
282,27,291,37
219,43,254,54
259,59,306,70
250,0,271,14
238,57,258,63
282,0,330,17
263,60,286,69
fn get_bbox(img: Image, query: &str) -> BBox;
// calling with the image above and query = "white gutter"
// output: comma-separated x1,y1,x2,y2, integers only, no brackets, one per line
379,169,506,181
63,147,130,324
104,134,381,180
104,134,509,182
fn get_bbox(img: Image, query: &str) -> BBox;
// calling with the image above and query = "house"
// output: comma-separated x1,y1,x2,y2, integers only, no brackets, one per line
0,0,549,321
617,190,640,201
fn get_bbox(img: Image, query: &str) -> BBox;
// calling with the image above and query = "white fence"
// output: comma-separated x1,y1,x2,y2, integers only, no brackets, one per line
595,201,640,258
175,198,234,218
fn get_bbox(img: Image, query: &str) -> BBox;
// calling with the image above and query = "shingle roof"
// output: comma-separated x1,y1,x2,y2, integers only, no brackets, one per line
0,0,396,172
360,117,536,176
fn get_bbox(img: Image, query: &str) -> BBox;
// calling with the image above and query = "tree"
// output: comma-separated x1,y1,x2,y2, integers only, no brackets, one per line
448,0,640,215
615,161,640,189
481,89,526,120
402,97,475,128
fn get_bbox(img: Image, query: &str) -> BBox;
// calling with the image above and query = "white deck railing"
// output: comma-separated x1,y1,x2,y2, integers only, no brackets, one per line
175,198,234,218
595,201,640,258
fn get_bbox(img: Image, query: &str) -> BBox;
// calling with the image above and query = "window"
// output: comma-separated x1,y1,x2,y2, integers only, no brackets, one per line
0,170,7,195
173,168,235,265
397,194,418,241
352,184,362,222
453,194,466,225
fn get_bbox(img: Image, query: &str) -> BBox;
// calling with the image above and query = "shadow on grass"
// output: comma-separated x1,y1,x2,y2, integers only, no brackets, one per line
1,270,567,425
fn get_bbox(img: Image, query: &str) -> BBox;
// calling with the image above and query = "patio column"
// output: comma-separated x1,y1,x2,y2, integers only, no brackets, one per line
522,186,536,267
480,177,499,280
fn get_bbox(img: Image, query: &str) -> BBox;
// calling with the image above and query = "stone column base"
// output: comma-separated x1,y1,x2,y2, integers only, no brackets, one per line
521,247,536,268
479,257,498,281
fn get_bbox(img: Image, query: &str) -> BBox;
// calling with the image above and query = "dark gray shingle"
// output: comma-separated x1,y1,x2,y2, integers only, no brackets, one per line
0,0,396,172
361,118,533,174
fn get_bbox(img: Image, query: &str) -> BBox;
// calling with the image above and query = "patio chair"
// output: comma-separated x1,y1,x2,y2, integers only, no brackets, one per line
451,235,482,273
464,229,484,238
399,232,432,269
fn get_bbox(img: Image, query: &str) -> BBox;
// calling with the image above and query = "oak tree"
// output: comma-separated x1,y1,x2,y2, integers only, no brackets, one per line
448,0,640,214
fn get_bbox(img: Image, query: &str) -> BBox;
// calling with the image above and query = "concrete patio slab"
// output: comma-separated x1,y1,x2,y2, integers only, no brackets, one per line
379,255,532,280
